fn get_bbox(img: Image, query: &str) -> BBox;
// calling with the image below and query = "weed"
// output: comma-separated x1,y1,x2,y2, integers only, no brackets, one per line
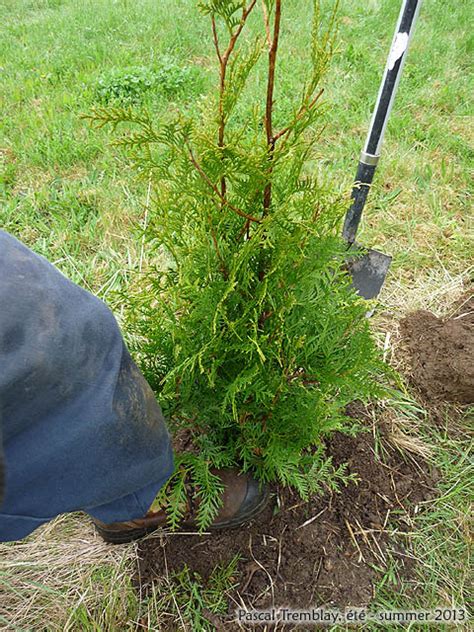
95,56,195,105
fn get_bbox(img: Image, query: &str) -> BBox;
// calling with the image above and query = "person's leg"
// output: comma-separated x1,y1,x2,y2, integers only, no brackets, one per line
0,230,174,542
0,230,270,544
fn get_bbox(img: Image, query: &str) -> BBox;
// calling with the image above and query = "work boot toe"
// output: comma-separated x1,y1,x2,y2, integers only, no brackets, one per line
93,467,270,543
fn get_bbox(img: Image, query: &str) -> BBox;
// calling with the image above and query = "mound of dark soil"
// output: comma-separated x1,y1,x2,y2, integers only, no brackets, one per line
136,427,438,621
399,292,474,404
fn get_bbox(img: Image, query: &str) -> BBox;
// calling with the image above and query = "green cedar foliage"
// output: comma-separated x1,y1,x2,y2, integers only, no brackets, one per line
89,0,384,529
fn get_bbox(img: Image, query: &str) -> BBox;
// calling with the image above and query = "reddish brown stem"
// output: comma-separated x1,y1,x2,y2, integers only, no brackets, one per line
216,1,257,204
211,15,222,64
286,370,320,386
257,309,273,329
264,0,281,147
262,0,281,216
237,218,251,241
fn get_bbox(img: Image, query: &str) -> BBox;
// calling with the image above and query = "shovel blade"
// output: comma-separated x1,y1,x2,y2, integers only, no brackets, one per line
347,248,392,300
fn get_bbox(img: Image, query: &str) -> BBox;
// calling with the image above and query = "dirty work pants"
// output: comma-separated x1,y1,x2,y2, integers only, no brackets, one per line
0,230,174,542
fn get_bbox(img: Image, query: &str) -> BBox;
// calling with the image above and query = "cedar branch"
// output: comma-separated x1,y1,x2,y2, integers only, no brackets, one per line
208,215,229,280
186,142,261,224
273,88,325,142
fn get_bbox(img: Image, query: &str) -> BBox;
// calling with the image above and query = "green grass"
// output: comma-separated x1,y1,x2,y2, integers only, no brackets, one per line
67,555,240,631
365,406,472,632
0,0,472,629
0,0,471,300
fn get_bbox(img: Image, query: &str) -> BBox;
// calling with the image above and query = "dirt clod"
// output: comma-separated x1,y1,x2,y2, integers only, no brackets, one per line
399,292,474,404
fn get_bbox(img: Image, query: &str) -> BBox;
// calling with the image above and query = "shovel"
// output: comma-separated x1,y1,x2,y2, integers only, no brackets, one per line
343,0,423,299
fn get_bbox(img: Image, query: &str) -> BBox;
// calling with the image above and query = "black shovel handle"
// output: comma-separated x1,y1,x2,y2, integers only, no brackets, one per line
343,0,423,244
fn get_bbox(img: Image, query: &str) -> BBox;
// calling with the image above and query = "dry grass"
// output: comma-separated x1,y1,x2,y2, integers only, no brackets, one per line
379,267,472,321
0,514,139,631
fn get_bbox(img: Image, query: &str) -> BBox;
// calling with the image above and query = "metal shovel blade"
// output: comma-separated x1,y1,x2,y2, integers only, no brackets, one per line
347,247,392,300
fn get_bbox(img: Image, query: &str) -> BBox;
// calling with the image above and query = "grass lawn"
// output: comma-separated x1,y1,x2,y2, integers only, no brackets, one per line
0,0,472,629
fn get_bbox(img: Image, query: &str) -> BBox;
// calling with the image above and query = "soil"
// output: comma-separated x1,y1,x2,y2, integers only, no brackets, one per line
134,294,473,628
136,425,438,626
399,291,474,405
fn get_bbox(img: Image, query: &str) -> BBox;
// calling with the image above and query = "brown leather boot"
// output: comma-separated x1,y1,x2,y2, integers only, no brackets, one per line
93,468,270,543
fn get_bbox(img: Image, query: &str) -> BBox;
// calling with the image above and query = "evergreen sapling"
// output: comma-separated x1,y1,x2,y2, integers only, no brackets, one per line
89,0,384,529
